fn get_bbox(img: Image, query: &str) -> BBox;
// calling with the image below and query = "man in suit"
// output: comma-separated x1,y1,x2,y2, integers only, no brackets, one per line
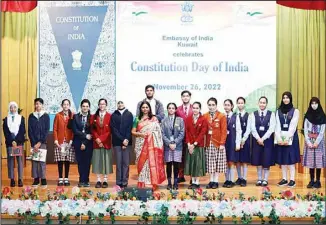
136,85,165,122
175,90,193,183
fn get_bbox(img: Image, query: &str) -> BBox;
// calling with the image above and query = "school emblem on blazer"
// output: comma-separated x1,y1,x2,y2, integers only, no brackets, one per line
71,50,82,70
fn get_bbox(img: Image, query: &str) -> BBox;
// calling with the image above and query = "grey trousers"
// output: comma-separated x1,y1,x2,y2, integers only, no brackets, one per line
114,145,130,186
31,144,47,179
7,147,24,179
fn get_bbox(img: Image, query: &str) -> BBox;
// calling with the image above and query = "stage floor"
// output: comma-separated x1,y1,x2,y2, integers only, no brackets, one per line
1,159,324,199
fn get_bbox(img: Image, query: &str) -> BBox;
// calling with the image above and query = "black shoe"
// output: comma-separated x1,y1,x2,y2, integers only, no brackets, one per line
227,182,235,188
206,182,214,189
83,183,90,187
287,180,296,188
41,179,47,188
222,180,230,187
178,177,186,183
32,178,40,187
307,181,315,188
277,179,288,186
78,182,84,187
167,184,172,190
313,180,321,189
18,179,23,187
10,179,15,187
262,180,268,187
95,181,102,188
102,182,108,188
256,180,262,186
57,180,64,186
212,182,219,189
188,184,196,189
64,180,70,186
123,184,128,188
173,184,178,190
235,178,242,186
240,179,247,187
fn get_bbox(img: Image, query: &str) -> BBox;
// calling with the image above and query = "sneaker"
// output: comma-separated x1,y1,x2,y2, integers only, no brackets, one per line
10,179,15,187
222,180,230,188
41,179,47,187
178,177,186,183
78,182,84,188
95,181,102,188
287,180,296,188
167,184,172,190
83,183,90,188
256,180,262,186
212,182,219,189
64,179,70,186
206,182,214,189
57,180,64,186
194,184,200,189
102,181,108,188
32,178,40,187
307,181,315,189
173,184,178,190
277,179,288,186
313,180,321,189
188,184,196,189
235,178,242,186
241,179,247,187
18,179,23,187
227,182,235,188
262,180,268,187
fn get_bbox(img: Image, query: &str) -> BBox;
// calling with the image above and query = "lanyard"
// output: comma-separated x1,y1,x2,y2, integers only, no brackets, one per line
283,113,288,124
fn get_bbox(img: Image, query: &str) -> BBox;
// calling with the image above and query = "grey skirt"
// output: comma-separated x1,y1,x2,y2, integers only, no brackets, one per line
91,148,113,175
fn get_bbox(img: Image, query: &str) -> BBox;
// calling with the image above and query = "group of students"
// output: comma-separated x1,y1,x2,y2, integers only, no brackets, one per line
2,85,325,191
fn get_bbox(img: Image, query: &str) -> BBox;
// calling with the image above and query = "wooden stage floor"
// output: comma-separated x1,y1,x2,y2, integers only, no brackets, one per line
1,159,325,199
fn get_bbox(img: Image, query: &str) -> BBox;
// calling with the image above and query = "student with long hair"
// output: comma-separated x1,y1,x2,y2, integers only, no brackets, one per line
72,99,93,187
92,98,113,188
302,97,326,189
28,98,50,188
53,99,75,186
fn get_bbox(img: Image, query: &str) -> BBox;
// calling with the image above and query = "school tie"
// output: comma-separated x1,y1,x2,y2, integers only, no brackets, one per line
170,116,174,128
37,113,41,120
227,114,230,123
12,115,14,122
260,112,264,120
82,116,86,126
312,124,318,133
184,106,188,117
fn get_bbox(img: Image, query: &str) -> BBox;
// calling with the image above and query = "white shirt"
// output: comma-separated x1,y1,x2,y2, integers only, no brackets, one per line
274,109,300,144
250,109,276,141
146,98,156,115
118,108,126,115
237,110,252,143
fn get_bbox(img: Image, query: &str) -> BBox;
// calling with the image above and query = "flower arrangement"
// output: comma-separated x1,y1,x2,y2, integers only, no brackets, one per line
1,187,325,224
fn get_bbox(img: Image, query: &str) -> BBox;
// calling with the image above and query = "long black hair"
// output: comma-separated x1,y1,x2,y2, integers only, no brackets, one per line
61,99,72,118
138,101,153,120
80,99,91,127
93,98,107,129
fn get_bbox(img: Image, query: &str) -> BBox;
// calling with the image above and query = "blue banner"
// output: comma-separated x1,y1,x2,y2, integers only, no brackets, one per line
47,6,107,108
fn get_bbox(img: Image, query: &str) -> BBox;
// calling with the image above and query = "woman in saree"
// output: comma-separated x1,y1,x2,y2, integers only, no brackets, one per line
132,101,166,190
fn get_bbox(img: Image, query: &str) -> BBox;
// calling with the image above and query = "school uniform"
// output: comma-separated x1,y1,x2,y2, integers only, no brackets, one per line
237,111,251,163
72,113,93,186
28,111,50,182
3,114,26,183
175,104,193,181
161,115,185,189
275,108,301,165
225,113,242,163
184,114,208,187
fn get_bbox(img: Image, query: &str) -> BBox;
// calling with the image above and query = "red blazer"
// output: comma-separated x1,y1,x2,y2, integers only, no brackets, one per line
53,111,74,145
176,104,193,121
185,115,208,147
91,112,112,149
203,111,227,148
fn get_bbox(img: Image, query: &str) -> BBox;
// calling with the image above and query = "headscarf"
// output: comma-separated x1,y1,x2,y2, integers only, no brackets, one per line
7,101,22,136
303,97,326,125
278,91,294,114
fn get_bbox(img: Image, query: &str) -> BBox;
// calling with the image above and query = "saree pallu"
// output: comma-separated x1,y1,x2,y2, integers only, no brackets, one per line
135,118,166,185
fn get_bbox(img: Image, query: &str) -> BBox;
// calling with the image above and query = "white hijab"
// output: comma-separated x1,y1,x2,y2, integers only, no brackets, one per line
7,101,22,136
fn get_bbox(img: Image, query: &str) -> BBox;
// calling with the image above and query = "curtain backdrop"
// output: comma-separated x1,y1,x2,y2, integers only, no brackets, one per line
277,5,326,155
1,9,37,156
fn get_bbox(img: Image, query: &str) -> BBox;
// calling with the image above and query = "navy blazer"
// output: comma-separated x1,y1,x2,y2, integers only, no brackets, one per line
72,113,92,147
28,113,50,147
3,116,26,147
110,109,134,146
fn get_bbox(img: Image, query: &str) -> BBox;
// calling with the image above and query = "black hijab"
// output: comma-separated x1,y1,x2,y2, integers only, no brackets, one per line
304,97,326,125
278,91,294,114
